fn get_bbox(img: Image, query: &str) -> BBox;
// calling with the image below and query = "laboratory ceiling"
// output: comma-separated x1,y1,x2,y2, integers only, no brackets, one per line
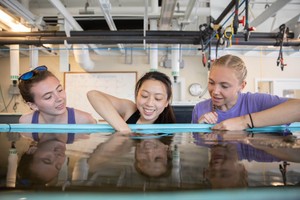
0,0,299,57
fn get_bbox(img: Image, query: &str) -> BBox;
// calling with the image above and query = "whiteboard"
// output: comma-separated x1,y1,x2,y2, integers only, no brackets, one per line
64,72,137,121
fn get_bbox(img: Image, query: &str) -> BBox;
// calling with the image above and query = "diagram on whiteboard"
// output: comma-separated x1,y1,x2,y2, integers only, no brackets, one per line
64,72,137,122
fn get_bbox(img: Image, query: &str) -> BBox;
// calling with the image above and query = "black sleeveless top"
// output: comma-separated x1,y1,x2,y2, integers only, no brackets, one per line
126,110,140,124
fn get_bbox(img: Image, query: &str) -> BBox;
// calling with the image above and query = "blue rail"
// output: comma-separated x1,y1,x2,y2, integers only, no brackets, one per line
1,188,300,200
0,122,300,133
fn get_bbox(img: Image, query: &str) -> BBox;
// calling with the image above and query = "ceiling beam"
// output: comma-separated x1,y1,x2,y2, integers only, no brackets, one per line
97,0,124,51
159,0,177,30
250,0,292,28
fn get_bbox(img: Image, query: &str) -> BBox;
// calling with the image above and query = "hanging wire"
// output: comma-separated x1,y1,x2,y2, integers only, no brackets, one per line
224,24,234,47
276,24,288,71
204,0,246,47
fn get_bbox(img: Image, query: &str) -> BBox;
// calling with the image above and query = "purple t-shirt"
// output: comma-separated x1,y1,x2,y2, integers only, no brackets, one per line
192,92,288,123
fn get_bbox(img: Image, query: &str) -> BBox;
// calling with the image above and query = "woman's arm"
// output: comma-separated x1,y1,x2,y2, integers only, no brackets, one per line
213,99,300,130
87,90,135,132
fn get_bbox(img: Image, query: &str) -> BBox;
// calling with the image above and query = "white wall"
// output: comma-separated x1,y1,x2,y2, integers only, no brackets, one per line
0,51,299,114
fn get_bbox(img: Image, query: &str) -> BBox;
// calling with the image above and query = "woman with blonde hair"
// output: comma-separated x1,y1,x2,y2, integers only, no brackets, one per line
192,54,291,128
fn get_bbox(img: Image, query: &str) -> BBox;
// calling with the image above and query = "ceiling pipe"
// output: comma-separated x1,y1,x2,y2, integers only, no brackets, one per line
213,0,235,25
48,0,97,71
0,31,294,39
171,20,181,83
144,0,149,48
73,44,94,71
10,45,19,81
149,19,158,72
0,36,299,46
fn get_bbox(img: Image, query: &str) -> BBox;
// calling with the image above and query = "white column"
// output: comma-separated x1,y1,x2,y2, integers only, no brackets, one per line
10,45,19,80
150,19,158,71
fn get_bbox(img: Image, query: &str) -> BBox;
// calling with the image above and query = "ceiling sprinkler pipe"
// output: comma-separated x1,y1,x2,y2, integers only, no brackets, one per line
171,44,180,83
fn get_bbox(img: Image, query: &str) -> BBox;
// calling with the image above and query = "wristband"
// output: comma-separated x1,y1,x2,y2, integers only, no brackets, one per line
247,113,254,129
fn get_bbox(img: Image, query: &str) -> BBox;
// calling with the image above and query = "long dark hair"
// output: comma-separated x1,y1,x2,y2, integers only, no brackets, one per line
135,71,176,123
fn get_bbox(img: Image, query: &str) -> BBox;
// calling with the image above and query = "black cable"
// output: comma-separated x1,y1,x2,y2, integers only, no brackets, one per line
276,24,288,71
247,113,254,129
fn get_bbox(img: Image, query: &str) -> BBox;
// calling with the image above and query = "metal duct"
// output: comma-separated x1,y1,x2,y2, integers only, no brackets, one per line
73,44,94,71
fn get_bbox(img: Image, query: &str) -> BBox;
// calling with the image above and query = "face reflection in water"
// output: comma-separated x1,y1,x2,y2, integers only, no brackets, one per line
205,144,247,189
28,140,66,183
135,138,170,178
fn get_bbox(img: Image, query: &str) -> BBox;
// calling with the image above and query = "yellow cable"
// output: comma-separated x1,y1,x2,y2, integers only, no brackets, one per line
224,24,233,46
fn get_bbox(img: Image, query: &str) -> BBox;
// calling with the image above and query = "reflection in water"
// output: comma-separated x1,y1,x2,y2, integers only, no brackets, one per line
134,134,173,178
204,143,248,189
194,130,300,188
17,137,67,185
0,130,300,191
6,142,18,187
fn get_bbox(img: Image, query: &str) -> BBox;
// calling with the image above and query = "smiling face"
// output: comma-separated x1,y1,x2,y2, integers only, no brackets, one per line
28,76,67,116
135,79,169,123
208,55,247,111
135,139,169,177
208,66,246,111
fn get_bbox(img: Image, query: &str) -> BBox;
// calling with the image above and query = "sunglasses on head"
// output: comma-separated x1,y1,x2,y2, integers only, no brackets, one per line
18,65,48,81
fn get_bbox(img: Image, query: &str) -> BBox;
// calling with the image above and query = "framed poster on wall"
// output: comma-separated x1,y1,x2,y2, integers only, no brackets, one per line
64,71,137,122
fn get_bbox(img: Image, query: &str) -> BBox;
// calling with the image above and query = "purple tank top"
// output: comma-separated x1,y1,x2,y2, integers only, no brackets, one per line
31,107,75,144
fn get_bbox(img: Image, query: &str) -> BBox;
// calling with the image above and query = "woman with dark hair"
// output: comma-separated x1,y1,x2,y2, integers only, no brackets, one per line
87,71,176,132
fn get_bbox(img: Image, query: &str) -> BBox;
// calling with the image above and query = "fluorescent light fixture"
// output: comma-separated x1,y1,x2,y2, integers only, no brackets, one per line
0,0,36,26
0,9,30,32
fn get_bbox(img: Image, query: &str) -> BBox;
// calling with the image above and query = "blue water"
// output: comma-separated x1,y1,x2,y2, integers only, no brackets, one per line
0,124,300,199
